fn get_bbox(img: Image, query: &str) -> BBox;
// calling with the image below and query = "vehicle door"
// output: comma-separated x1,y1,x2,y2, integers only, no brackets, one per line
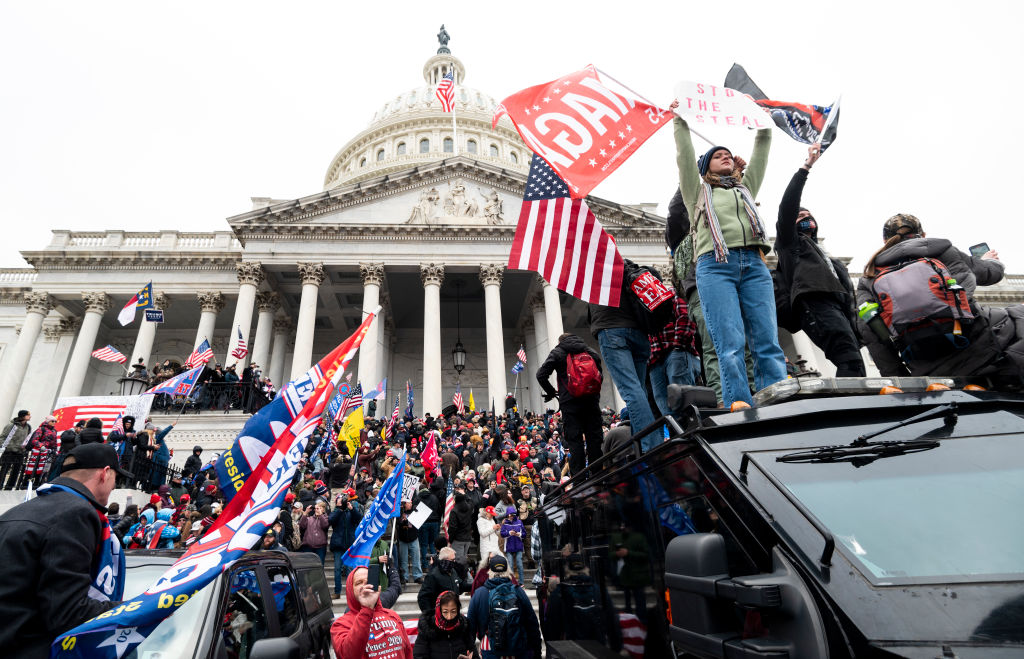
292,563,335,657
215,563,275,659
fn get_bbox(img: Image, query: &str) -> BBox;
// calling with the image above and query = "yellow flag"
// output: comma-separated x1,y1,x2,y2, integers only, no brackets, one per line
340,407,364,455
468,389,475,412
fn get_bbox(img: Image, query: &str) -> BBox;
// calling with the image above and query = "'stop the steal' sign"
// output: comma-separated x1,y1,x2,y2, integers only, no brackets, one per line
494,65,670,199
672,81,772,129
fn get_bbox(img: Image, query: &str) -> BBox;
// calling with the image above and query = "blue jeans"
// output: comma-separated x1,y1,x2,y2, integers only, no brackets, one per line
419,521,440,569
301,545,326,566
398,539,423,580
333,550,350,594
508,551,524,584
597,327,658,451
649,350,701,416
696,249,787,406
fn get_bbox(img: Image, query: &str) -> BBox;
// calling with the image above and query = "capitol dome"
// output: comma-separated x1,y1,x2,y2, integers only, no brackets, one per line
322,46,530,190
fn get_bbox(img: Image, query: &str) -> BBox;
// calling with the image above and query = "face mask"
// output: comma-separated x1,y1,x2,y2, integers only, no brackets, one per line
439,559,455,574
797,218,817,236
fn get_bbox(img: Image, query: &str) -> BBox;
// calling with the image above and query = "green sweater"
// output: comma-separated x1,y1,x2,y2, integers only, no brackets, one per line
674,117,773,258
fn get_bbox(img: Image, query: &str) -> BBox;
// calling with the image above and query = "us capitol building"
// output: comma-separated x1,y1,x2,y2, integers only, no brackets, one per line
1,33,1021,456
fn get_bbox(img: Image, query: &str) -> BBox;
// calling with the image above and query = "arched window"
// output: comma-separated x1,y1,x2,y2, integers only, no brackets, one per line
360,157,366,168
509,151,518,164
489,144,499,157
376,149,385,161
396,142,406,155
419,139,430,153
443,137,454,153
467,140,477,154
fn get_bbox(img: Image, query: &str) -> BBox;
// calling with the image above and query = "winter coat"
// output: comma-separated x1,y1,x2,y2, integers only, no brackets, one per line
476,514,502,564
448,494,475,543
397,511,420,544
330,569,413,659
0,419,32,455
58,429,79,454
413,614,479,659
417,562,469,613
0,477,117,657
418,489,442,524
299,513,329,549
536,334,604,405
78,417,104,445
609,530,651,588
329,500,363,551
183,449,203,477
500,517,525,554
856,236,1015,377
466,577,542,659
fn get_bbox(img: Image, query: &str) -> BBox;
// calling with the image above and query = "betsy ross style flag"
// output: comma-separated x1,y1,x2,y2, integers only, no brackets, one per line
117,282,154,326
436,70,455,112
185,338,214,369
453,384,464,414
509,154,624,306
230,326,249,360
91,345,127,364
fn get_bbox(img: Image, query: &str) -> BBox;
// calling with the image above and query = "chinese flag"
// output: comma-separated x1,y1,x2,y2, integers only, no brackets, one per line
494,65,670,199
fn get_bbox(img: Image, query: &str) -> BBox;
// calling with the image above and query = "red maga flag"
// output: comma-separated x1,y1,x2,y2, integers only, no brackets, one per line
494,65,670,199
509,155,623,306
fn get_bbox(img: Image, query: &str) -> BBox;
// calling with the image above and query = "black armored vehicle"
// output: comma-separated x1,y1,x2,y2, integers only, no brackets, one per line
539,377,1024,658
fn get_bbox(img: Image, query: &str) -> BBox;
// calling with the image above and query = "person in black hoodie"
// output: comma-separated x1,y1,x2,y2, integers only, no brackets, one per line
536,333,604,476
413,590,479,659
417,548,469,614
183,446,203,478
775,143,865,377
78,417,104,445
448,489,476,566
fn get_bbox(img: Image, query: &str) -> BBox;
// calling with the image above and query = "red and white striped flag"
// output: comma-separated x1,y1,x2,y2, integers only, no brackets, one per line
185,339,214,369
230,326,248,360
516,345,528,363
336,384,364,423
91,345,127,364
109,413,124,436
508,154,623,307
385,394,400,440
436,70,455,112
441,475,455,534
452,384,464,415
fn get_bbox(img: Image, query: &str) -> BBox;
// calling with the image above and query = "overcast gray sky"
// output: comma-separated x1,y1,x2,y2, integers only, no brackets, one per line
2,1,1021,274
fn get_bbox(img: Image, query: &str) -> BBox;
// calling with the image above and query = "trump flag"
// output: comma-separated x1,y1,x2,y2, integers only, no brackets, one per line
341,451,406,567
493,65,670,199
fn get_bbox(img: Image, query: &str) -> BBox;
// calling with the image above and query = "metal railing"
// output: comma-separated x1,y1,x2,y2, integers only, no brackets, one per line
155,382,272,415
0,450,184,493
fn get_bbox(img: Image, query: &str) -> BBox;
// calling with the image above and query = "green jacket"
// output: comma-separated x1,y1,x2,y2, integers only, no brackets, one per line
609,531,651,588
674,117,772,258
1,420,32,455
369,535,391,591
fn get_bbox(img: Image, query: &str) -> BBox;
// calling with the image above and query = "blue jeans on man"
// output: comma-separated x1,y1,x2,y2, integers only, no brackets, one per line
695,249,787,407
333,550,351,595
597,327,659,451
398,538,423,581
649,350,701,417
418,521,440,570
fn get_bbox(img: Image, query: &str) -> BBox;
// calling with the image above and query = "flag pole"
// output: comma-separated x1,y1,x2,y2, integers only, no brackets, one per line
450,63,459,156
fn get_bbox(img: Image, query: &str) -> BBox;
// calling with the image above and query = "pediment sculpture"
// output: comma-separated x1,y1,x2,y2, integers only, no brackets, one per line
407,179,504,225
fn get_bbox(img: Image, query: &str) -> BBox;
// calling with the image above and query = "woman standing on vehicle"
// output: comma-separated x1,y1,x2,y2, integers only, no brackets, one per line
670,100,787,407
299,501,330,565
413,591,478,659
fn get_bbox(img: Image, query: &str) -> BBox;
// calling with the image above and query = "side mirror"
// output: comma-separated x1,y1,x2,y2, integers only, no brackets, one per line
667,385,717,413
249,637,301,659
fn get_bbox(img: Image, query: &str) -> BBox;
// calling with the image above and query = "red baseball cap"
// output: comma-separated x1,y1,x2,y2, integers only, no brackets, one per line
485,506,497,516
284,492,295,503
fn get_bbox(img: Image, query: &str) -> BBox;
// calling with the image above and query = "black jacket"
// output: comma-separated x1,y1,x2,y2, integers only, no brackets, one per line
413,616,479,659
419,489,442,524
183,450,203,477
448,495,475,543
0,477,117,658
536,334,603,405
417,564,469,613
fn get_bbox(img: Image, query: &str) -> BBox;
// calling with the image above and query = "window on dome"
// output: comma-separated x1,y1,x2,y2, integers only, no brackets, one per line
443,137,454,153
489,144,499,157
397,142,406,155
420,139,430,153
467,140,477,154
360,158,366,168
510,151,518,164
377,149,385,162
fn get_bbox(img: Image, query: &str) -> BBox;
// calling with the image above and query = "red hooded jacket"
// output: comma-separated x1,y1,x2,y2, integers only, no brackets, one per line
331,568,412,659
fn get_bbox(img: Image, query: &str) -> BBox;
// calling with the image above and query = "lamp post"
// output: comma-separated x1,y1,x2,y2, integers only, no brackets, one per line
119,376,147,397
452,281,466,376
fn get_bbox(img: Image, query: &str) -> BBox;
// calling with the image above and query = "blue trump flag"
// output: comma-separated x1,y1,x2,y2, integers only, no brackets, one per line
142,365,204,398
342,451,406,567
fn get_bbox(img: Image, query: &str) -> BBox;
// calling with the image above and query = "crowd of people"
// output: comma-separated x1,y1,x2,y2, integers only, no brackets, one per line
126,357,276,413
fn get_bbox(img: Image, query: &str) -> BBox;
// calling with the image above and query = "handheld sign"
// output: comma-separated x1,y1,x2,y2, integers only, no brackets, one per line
672,81,771,129
144,309,164,323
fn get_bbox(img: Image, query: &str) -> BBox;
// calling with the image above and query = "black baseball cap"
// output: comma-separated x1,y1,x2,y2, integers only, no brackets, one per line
488,555,508,573
62,443,134,479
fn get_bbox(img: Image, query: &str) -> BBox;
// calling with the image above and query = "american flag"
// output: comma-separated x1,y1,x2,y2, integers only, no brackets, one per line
517,345,527,363
91,345,127,364
230,326,248,360
452,384,464,414
508,154,624,307
386,394,401,440
511,361,524,374
435,70,455,112
109,413,124,436
336,384,364,423
185,338,214,369
441,476,455,534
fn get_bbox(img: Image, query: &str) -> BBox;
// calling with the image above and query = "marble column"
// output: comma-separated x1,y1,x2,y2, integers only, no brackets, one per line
0,293,52,420
129,292,170,370
269,318,291,388
530,294,556,408
357,263,384,393
226,263,264,369
542,280,564,347
194,291,225,356
524,319,543,413
59,293,111,398
251,292,279,373
291,262,325,379
480,264,507,411
420,263,444,417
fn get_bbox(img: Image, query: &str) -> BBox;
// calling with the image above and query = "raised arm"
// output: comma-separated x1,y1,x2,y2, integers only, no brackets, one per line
670,100,702,220
742,127,773,197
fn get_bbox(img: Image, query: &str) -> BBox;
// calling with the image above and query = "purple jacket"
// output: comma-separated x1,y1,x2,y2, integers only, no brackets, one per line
500,517,525,553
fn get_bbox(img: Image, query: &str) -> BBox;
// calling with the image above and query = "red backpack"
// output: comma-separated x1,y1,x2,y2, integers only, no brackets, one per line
566,352,602,397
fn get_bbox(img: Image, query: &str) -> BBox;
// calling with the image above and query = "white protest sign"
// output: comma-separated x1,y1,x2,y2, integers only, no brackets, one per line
408,501,432,529
672,81,771,130
401,474,421,503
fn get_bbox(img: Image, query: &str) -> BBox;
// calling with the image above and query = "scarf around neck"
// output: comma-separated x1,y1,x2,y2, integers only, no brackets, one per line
699,174,767,262
434,591,462,631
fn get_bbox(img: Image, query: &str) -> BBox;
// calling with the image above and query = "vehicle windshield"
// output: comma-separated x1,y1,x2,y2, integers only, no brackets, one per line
763,434,1024,584
120,563,213,658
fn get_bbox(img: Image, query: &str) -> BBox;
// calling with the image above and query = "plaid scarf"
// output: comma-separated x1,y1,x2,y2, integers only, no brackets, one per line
37,482,125,601
700,175,767,262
